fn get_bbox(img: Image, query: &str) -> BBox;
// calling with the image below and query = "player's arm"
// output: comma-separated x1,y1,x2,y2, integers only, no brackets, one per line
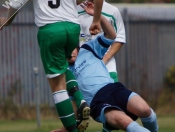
103,42,123,64
5,7,18,25
93,0,103,23
81,2,116,59
100,16,116,40
89,0,103,35
0,7,18,30
0,0,27,29
103,9,126,64
80,1,115,39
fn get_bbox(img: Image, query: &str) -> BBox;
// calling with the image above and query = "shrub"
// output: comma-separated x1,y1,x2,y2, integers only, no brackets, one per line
164,65,175,90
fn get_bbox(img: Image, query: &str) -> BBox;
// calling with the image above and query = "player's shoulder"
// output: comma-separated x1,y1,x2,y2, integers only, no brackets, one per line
102,2,120,14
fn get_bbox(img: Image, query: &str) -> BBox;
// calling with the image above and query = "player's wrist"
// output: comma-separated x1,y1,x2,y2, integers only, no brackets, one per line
92,18,100,23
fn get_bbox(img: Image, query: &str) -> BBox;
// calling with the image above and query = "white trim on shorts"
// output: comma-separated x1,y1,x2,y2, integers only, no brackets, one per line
46,73,61,78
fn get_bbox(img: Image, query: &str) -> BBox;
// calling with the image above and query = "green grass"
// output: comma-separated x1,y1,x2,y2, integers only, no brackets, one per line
0,116,174,132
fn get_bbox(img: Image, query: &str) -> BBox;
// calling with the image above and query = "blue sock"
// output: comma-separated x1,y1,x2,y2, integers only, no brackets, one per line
141,108,159,132
126,121,150,132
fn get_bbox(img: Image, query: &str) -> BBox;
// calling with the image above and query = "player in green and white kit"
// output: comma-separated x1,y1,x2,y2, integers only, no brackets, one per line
0,0,104,131
78,0,126,82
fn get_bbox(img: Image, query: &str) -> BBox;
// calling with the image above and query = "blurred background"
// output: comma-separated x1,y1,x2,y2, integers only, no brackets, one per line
0,0,175,131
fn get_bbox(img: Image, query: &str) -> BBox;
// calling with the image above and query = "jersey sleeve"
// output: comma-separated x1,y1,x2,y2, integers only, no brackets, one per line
10,0,27,9
87,34,115,58
113,8,126,44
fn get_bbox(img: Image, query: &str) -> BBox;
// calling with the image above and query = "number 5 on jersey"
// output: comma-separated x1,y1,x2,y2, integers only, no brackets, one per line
48,0,60,9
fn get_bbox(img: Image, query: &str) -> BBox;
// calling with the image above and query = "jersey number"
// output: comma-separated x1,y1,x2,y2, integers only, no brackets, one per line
48,0,60,9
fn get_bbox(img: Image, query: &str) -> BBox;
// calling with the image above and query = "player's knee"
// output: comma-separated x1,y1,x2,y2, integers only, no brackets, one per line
106,111,132,130
138,106,151,118
114,117,133,130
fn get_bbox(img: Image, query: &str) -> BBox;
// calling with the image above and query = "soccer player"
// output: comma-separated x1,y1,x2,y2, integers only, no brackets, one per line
51,2,159,132
78,0,125,83
0,0,104,132
68,2,159,132
79,1,126,131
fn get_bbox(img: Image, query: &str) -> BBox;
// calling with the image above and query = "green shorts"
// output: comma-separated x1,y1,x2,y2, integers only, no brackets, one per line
37,22,80,78
109,72,118,82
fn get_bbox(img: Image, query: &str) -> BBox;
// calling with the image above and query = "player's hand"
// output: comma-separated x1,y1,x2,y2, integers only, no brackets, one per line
80,1,94,16
0,17,8,30
89,21,101,35
80,2,101,35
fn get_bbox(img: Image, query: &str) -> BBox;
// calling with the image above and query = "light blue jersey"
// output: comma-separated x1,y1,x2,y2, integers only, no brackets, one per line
69,34,115,105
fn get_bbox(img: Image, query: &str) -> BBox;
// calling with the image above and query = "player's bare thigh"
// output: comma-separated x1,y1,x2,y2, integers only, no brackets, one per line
127,95,151,118
48,74,66,92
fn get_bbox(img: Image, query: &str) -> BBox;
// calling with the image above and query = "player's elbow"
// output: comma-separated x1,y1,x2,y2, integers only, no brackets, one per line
105,32,116,40
109,32,116,40
111,33,116,40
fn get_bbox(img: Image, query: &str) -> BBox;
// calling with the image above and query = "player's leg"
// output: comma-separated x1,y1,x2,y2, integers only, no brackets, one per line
66,69,85,108
90,83,150,132
66,22,90,132
65,69,90,131
104,109,151,132
65,28,81,107
37,22,78,132
48,75,77,132
127,94,159,132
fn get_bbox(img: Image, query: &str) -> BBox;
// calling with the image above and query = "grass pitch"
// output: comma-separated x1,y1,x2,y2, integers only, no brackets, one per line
0,115,174,132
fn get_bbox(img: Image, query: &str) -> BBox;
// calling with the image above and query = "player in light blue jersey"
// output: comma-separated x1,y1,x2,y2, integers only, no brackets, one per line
67,2,158,132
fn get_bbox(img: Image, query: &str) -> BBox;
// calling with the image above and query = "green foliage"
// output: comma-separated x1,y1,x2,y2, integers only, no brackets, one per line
156,88,175,115
164,65,175,90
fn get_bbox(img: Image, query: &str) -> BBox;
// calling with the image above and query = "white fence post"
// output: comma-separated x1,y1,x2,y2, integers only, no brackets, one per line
34,67,41,127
